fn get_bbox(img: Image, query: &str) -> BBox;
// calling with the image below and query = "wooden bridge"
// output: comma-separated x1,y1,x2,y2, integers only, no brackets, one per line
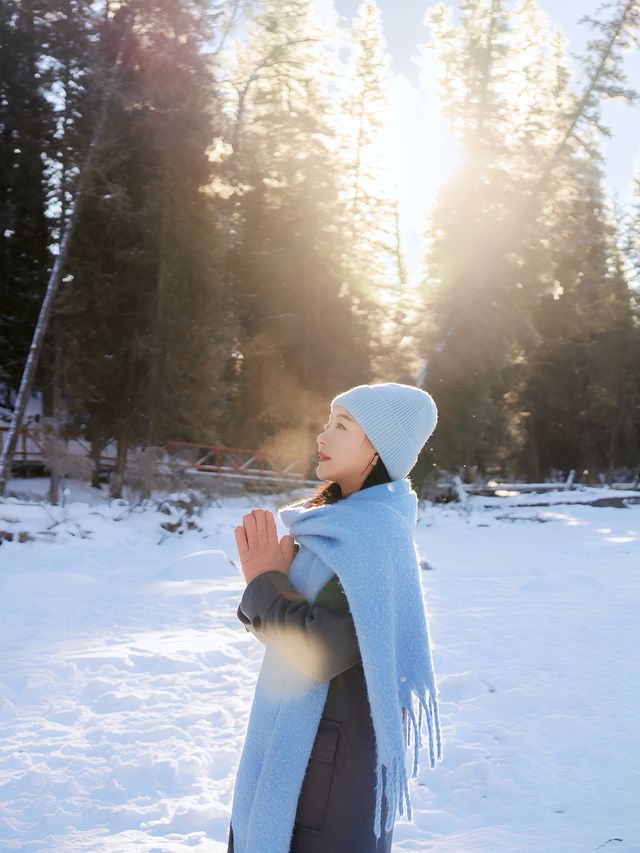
0,425,318,488
163,439,318,487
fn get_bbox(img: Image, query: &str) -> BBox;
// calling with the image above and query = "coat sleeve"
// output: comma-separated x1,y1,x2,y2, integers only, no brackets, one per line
236,569,362,682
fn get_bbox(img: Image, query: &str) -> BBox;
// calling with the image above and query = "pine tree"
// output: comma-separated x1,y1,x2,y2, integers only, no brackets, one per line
0,0,55,391
217,0,373,464
414,0,514,477
340,0,416,380
50,0,237,494
413,0,640,482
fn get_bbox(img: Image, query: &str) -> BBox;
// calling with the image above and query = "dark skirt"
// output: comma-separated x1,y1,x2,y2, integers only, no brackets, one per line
226,661,395,853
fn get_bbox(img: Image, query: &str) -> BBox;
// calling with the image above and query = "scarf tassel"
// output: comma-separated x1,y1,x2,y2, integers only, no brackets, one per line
373,685,443,839
408,683,443,773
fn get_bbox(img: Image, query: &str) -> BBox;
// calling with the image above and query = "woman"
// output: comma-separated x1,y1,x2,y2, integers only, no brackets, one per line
227,382,443,853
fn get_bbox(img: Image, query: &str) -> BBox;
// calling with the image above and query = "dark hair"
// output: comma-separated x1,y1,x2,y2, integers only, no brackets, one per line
292,454,392,508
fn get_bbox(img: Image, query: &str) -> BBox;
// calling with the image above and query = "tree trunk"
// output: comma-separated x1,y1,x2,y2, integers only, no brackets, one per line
89,413,103,488
0,10,135,496
47,316,64,505
109,428,129,500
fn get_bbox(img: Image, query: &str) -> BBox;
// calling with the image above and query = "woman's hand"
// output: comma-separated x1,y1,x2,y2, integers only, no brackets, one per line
234,508,296,585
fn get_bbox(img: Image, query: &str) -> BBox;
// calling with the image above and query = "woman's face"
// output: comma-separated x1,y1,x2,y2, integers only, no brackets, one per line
315,404,379,497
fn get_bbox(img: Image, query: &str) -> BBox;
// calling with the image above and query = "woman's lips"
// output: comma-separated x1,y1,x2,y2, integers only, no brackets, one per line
318,453,331,461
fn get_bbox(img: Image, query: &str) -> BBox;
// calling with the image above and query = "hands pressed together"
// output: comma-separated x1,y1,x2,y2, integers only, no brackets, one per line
234,508,296,585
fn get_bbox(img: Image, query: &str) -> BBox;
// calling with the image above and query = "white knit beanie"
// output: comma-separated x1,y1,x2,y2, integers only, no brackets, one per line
330,382,438,481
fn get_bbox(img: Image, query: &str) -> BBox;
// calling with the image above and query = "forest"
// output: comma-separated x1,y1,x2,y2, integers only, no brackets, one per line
1,0,639,495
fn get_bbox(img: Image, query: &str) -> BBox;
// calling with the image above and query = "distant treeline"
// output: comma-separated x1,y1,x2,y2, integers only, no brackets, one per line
1,0,639,489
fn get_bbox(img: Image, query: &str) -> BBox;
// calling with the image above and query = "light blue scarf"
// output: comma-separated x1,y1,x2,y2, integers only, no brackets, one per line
229,478,443,852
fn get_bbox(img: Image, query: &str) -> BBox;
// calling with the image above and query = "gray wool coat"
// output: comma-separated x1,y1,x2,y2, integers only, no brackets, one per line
226,560,398,853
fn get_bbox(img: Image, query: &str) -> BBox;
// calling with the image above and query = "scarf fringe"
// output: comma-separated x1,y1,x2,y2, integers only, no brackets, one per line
373,684,443,840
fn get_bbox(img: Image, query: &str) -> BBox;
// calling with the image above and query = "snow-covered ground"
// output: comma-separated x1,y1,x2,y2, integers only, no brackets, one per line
0,477,638,852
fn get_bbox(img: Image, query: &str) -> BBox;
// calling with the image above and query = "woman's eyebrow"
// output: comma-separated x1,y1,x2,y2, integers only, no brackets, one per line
333,413,354,422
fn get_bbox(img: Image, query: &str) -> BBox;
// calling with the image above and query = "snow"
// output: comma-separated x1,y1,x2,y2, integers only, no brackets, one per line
0,477,638,852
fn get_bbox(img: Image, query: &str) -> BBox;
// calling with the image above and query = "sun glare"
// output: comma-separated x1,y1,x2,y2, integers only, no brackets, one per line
384,72,460,287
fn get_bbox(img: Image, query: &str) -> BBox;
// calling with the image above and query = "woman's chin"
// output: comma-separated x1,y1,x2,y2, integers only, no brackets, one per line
315,461,332,479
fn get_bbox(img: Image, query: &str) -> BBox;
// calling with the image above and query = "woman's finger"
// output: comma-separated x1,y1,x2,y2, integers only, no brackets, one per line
234,525,248,560
243,511,258,549
265,510,277,545
280,534,295,561
252,508,268,547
